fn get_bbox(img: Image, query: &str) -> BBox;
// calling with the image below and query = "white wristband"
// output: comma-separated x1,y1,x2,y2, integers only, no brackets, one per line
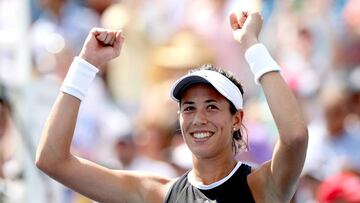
60,57,99,101
245,43,281,85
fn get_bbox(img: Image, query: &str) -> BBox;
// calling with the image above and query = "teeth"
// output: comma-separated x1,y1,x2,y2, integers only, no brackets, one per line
193,132,211,139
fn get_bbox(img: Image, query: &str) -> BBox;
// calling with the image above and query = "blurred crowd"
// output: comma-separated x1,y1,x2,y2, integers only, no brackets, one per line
1,0,360,202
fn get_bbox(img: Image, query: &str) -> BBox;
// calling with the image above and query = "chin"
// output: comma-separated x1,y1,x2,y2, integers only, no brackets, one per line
189,147,217,160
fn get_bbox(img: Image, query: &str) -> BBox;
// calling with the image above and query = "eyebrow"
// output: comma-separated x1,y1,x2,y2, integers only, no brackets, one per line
181,101,194,106
181,99,218,106
205,99,217,104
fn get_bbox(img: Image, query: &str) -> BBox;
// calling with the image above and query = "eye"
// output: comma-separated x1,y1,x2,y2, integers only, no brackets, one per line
182,106,195,112
207,104,219,110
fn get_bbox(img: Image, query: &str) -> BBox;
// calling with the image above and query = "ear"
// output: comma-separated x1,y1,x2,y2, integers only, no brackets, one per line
177,103,181,117
233,110,244,130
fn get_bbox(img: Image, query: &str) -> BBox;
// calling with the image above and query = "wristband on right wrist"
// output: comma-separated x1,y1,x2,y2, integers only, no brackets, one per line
245,43,281,85
60,57,99,101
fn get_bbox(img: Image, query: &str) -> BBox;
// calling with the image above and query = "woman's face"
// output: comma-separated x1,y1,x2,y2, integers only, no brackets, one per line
179,83,242,159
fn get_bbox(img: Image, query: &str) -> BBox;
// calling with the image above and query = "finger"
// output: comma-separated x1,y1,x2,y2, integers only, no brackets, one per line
111,31,118,45
242,11,249,17
103,32,114,45
229,13,240,30
113,31,124,51
91,27,105,35
96,31,107,42
238,11,249,28
90,28,100,38
108,31,116,45
109,36,115,46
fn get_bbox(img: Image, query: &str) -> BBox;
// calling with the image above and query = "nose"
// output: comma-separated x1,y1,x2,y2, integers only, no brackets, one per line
193,109,208,125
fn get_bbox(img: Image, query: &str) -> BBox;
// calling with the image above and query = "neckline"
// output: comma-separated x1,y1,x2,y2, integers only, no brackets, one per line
187,162,242,190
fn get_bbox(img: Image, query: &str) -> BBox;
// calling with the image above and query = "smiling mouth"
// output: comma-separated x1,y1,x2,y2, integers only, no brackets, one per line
191,132,213,139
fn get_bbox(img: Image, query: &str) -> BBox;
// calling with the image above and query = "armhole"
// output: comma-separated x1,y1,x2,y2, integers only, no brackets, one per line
163,178,178,202
163,172,189,203
243,163,252,175
247,162,270,203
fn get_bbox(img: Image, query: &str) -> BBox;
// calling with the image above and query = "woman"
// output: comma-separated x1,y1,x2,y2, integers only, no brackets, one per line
36,11,308,202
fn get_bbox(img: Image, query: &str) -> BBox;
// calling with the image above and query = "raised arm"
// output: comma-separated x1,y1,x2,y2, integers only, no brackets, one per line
230,12,308,202
35,28,172,203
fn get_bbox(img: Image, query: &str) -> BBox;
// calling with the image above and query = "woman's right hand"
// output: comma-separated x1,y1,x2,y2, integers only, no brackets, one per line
229,11,262,51
79,28,124,68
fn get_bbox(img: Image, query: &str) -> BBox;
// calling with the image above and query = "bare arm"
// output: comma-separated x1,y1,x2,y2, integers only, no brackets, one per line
260,72,308,198
230,12,308,201
36,29,172,203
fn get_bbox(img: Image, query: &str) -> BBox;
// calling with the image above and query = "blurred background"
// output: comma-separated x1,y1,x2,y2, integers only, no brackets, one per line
1,0,360,202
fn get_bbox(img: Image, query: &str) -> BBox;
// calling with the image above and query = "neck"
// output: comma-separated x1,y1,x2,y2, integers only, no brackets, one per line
191,154,237,185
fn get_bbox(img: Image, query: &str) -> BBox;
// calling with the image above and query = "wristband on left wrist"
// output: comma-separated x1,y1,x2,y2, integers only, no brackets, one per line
60,57,99,101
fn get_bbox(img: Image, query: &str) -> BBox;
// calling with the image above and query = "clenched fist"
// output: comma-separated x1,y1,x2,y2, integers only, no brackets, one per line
79,28,125,68
229,11,263,51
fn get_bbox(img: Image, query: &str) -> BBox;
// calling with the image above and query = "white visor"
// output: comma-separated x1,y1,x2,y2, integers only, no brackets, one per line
170,70,243,110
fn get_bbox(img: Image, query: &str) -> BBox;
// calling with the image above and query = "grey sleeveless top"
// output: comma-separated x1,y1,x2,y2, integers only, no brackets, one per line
164,163,255,203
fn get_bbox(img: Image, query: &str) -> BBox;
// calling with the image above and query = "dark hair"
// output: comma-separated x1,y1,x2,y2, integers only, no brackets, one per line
190,64,248,154
0,84,11,112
